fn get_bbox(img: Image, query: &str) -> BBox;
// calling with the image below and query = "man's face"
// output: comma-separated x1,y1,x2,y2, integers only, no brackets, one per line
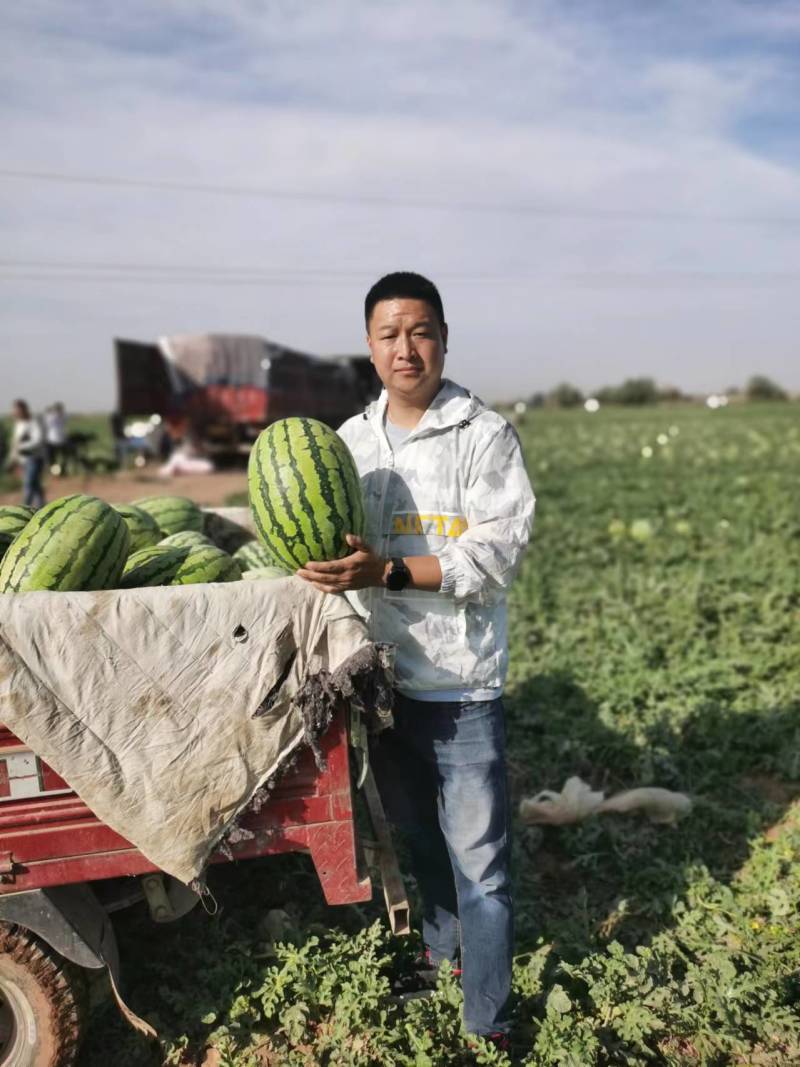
367,298,447,404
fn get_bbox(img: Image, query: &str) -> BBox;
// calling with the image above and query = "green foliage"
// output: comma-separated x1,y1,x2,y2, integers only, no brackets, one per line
80,403,800,1065
596,377,660,405
549,383,584,409
746,375,788,402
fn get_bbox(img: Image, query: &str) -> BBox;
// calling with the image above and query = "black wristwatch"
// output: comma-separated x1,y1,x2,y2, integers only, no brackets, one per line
385,557,411,592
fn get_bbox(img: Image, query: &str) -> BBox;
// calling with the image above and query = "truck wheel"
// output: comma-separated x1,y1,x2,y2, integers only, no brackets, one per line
0,923,86,1067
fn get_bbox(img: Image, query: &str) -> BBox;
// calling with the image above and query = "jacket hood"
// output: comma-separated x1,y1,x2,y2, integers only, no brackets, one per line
362,379,487,438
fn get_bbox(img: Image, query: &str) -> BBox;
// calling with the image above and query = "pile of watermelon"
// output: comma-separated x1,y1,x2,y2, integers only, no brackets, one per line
0,417,364,595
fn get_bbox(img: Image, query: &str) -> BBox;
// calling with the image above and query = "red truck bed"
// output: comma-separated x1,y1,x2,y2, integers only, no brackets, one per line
0,706,371,906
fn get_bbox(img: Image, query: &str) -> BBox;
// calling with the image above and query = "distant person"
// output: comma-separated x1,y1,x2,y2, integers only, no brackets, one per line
6,400,46,509
158,424,173,462
44,402,68,474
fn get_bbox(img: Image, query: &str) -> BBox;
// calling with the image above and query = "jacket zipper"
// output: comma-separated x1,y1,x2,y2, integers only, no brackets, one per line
368,435,395,641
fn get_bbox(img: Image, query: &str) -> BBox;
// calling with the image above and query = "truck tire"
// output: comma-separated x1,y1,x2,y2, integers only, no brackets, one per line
0,923,86,1067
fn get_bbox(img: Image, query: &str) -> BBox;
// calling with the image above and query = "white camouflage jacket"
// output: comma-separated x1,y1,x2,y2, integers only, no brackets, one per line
338,379,535,696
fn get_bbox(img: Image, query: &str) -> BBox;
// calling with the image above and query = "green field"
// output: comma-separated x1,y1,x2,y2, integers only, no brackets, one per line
81,402,799,1066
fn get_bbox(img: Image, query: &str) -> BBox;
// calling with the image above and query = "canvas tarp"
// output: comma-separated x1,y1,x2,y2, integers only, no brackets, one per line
0,576,383,885
158,334,271,389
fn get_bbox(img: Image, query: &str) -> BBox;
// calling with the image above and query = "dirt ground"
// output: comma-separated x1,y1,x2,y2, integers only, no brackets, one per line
0,468,249,508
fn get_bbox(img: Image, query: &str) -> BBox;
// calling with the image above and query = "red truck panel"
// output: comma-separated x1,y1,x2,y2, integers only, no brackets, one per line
0,707,371,906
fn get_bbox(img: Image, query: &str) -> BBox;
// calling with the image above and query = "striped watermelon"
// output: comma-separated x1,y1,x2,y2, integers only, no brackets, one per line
248,418,364,570
0,495,129,593
233,540,287,573
170,545,242,585
159,530,214,550
133,496,204,537
242,566,288,582
0,505,34,561
114,503,161,553
203,512,254,554
121,545,187,588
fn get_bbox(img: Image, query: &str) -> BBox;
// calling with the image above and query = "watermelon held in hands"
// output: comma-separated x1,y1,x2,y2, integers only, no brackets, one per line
0,495,130,593
248,418,365,570
114,503,161,553
133,495,204,537
233,540,288,573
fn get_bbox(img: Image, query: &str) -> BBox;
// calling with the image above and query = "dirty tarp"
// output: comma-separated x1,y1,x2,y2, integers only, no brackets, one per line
0,577,385,885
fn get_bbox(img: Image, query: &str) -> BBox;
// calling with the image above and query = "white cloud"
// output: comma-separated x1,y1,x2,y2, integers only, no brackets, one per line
1,0,799,410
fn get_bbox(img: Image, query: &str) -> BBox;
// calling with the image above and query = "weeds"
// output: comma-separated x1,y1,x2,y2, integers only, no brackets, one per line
81,404,800,1065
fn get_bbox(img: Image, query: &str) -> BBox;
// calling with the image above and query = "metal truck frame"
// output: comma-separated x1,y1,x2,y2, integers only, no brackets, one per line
0,703,407,1065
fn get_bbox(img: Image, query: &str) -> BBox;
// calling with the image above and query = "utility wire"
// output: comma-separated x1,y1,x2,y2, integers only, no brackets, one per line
1,268,798,287
2,258,800,281
0,258,515,280
1,167,799,227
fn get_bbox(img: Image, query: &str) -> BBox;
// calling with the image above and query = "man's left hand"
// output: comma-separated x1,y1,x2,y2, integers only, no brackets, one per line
296,534,386,594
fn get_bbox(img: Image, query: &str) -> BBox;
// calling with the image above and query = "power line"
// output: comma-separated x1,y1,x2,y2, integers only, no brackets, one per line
0,272,359,287
0,258,512,280
0,257,796,282
1,167,799,227
1,268,798,287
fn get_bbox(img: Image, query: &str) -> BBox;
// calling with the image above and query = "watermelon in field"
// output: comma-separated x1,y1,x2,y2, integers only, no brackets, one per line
242,566,289,582
170,545,242,585
159,530,214,550
121,545,188,588
0,505,34,561
233,540,287,573
0,495,130,593
248,418,364,570
114,503,161,553
133,496,204,537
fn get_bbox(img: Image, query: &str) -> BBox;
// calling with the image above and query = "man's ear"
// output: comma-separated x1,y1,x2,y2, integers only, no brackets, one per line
366,334,374,364
442,322,448,354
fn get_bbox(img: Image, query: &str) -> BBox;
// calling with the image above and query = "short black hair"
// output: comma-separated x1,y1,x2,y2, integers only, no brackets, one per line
365,271,445,329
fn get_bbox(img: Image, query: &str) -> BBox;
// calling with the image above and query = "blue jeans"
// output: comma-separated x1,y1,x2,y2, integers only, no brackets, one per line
22,457,45,509
371,694,513,1036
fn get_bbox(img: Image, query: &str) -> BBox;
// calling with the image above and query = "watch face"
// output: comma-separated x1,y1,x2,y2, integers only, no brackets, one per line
387,559,409,591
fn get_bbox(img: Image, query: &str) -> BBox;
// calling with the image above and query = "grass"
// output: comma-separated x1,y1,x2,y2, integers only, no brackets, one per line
73,401,799,1065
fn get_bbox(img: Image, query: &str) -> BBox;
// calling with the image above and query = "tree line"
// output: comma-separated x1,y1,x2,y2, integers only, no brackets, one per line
531,375,790,409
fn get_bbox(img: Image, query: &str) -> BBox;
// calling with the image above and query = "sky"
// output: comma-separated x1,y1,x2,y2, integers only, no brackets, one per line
1,0,799,410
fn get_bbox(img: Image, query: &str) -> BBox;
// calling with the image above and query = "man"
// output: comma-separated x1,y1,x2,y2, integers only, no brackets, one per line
7,399,46,509
43,402,68,475
297,272,535,1046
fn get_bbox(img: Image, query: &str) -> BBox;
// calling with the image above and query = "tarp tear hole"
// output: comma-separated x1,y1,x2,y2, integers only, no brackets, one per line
253,647,297,719
232,624,248,643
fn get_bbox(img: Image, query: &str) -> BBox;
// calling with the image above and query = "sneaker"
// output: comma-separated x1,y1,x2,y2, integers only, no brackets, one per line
422,947,462,980
389,947,461,1003
468,1031,511,1053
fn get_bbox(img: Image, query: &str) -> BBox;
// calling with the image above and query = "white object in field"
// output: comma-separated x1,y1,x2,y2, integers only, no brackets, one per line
519,776,691,826
584,397,600,413
159,449,215,476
